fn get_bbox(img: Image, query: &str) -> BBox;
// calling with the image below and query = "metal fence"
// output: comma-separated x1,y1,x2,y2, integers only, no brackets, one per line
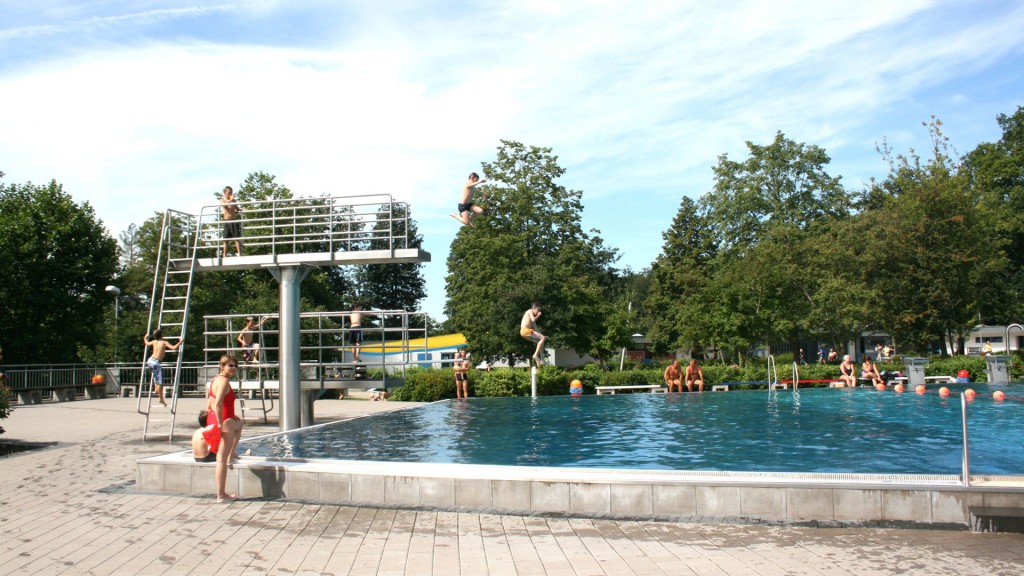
3,362,210,400
192,194,413,259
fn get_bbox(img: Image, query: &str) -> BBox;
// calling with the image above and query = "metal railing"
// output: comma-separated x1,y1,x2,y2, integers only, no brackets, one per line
4,364,110,396
3,362,210,398
191,194,414,259
202,310,430,385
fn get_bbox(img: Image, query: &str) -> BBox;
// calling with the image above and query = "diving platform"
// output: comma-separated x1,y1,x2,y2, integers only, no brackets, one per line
183,247,430,271
140,193,430,438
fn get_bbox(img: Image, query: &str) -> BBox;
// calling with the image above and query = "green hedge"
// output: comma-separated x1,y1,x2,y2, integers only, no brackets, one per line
384,354,1024,402
389,367,457,402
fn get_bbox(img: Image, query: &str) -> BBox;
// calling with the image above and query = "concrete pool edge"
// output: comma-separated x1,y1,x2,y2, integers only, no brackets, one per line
136,453,1024,527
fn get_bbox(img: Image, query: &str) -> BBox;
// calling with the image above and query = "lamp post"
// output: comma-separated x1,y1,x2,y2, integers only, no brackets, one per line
620,333,645,371
105,285,121,363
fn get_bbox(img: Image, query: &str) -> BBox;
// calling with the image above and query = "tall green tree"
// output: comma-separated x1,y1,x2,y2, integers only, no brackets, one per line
358,202,426,320
643,196,718,356
861,118,1008,354
445,141,619,364
701,132,851,356
0,176,118,363
965,106,1024,324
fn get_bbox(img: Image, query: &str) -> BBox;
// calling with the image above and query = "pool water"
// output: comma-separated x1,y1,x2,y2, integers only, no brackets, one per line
243,387,1024,475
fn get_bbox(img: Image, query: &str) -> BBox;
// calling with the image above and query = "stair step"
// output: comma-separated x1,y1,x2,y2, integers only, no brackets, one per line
971,507,1024,533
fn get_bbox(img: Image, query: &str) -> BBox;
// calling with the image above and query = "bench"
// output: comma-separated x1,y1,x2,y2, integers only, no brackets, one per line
16,384,105,404
595,385,666,395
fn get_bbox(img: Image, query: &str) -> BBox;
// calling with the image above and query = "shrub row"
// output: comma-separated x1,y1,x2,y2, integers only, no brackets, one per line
384,354,1024,403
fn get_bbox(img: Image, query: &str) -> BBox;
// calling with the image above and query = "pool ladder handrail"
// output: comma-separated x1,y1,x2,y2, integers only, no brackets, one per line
1006,324,1023,353
792,361,801,401
767,355,777,394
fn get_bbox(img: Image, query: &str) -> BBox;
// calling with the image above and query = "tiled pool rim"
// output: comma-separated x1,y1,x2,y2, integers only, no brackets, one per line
136,402,1024,527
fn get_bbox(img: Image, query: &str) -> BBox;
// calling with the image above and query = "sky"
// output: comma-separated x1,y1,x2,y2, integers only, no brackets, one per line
2,1,1023,321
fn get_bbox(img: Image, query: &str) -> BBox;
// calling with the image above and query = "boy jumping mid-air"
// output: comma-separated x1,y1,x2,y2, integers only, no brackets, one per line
450,172,487,226
520,303,547,367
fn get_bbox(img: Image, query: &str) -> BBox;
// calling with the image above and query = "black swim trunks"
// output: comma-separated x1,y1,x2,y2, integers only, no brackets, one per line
348,329,363,345
224,219,241,239
457,202,474,213
195,452,217,463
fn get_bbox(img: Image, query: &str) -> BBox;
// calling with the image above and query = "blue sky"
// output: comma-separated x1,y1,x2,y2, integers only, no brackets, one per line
2,1,1023,321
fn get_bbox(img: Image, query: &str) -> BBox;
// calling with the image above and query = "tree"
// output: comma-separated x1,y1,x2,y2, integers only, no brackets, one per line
643,196,718,356
358,202,426,320
861,118,1008,354
445,141,619,364
700,132,851,356
0,177,118,363
965,106,1024,324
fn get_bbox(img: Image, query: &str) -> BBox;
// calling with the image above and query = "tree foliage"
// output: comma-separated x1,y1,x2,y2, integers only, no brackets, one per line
860,118,1008,353
0,176,118,363
445,141,620,364
358,202,427,320
642,114,1021,359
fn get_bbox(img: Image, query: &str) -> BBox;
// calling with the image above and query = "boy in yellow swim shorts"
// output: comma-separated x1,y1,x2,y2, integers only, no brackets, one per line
519,303,547,366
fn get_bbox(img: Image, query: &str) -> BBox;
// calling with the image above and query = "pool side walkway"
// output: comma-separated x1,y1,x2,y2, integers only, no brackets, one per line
1,397,1022,575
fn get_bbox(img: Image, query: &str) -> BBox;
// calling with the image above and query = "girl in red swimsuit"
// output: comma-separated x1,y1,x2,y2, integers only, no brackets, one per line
208,354,243,502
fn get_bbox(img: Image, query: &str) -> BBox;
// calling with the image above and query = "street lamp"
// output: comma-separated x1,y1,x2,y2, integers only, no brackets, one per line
105,285,121,363
620,333,645,371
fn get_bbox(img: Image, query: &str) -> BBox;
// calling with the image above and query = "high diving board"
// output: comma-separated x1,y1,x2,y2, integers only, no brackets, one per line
187,248,430,271
152,193,428,433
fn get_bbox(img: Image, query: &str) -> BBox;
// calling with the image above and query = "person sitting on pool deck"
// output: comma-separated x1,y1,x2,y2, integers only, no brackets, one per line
685,359,705,392
861,357,884,387
839,355,857,387
664,360,683,393
192,410,217,463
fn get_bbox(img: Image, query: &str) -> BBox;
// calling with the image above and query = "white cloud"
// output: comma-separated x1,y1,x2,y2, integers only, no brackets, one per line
3,0,1023,318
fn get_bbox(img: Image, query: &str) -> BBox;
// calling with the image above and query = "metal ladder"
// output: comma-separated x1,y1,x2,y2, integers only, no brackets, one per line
140,209,199,441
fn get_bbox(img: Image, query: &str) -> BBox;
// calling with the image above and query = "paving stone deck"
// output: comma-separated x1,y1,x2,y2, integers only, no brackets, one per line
2,397,1023,575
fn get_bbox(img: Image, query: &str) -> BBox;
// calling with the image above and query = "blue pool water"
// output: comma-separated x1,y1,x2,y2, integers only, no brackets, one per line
244,387,1024,475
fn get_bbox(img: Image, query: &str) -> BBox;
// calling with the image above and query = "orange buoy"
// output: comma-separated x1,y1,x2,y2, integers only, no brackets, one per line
964,389,976,401
993,390,1006,401
894,384,904,393
875,383,885,391
938,386,950,397
915,385,926,395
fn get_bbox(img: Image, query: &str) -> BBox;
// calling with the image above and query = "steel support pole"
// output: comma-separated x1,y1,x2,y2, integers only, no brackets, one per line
961,392,971,487
270,265,311,432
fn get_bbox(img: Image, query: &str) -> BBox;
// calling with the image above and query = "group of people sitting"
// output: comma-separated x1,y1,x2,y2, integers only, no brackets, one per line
663,352,895,391
663,359,705,392
837,354,886,387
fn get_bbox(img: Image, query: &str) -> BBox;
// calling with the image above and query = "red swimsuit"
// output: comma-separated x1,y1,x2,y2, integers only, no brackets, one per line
207,384,237,426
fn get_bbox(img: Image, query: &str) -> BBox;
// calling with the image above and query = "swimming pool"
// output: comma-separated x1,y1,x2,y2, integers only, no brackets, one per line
242,387,1024,476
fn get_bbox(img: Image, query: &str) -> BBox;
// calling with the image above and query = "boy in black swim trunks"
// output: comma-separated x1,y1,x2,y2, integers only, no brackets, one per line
450,172,487,226
220,185,242,256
